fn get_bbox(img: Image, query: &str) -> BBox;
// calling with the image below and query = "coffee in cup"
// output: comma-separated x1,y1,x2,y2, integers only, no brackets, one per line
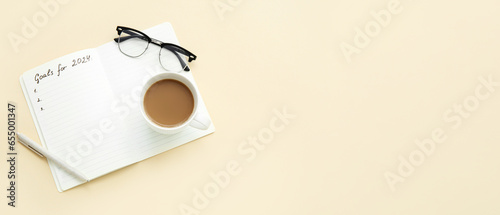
140,72,210,134
143,79,194,127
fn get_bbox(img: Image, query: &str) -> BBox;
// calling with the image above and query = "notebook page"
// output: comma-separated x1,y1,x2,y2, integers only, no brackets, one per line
19,49,128,191
95,22,215,170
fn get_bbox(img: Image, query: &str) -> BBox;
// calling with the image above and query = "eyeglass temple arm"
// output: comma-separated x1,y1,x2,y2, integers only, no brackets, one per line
160,46,188,71
162,45,198,71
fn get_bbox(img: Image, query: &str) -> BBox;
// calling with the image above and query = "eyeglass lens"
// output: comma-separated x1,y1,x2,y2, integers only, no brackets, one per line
118,29,149,57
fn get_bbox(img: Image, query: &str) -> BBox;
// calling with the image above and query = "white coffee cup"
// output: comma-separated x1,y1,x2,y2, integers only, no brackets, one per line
140,72,210,134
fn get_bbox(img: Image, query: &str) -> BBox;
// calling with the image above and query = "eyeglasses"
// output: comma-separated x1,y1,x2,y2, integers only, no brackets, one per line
114,26,197,72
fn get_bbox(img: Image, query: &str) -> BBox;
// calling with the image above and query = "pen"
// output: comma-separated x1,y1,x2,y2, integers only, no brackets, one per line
17,133,89,182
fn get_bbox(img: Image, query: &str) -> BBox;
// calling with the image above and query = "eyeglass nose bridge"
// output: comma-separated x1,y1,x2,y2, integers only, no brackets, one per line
151,38,163,46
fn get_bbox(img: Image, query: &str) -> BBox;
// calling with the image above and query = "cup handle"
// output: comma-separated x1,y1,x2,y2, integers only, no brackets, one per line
189,112,211,130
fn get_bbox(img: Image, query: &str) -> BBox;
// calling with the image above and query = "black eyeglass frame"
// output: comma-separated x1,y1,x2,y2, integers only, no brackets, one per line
114,26,197,72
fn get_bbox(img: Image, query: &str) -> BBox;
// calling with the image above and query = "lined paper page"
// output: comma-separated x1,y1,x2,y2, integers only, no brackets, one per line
90,22,215,177
20,23,214,191
20,49,126,191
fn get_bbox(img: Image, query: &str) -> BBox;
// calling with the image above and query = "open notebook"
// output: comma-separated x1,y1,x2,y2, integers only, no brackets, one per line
19,22,215,192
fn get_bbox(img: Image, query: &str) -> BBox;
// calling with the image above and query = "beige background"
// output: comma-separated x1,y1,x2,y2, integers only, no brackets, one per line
1,0,500,214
